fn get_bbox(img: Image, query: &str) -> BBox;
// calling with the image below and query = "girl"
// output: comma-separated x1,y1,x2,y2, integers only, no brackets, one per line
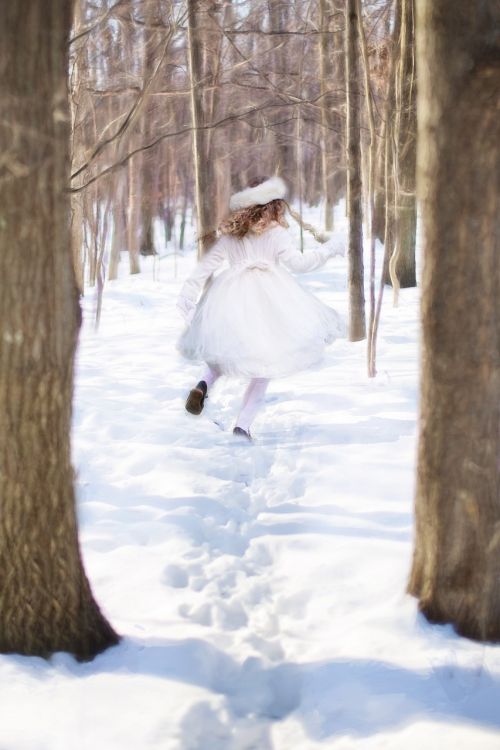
177,175,345,440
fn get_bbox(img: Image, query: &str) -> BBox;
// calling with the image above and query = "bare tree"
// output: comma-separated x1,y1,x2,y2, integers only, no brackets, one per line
345,0,366,341
67,0,365,289
319,0,337,230
356,0,380,375
69,0,86,293
408,0,500,641
187,0,220,255
387,0,416,294
0,0,119,659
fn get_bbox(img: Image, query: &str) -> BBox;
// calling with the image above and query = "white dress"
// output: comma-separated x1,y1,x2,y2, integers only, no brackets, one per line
177,223,345,378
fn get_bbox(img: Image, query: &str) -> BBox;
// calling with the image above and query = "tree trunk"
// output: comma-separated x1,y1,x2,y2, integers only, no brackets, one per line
389,0,417,289
395,0,416,288
345,0,366,341
139,4,163,258
187,0,218,256
408,0,500,641
70,192,85,293
377,1,400,283
0,0,119,660
319,0,336,231
69,0,85,294
268,0,296,197
140,214,156,256
179,173,190,251
109,183,126,281
128,151,142,274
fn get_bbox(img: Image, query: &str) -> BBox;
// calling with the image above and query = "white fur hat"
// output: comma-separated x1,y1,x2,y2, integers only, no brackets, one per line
229,176,288,211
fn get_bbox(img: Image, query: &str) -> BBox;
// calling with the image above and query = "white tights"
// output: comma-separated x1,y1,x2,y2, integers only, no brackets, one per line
201,365,269,433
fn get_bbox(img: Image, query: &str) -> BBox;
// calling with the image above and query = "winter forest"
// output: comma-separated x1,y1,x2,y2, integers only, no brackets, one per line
1,0,500,748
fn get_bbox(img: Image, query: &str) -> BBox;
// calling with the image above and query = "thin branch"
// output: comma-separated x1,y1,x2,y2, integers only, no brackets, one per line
69,94,337,192
69,0,128,45
71,16,184,181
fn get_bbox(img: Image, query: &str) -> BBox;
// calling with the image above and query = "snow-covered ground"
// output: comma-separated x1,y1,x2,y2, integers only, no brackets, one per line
1,209,500,750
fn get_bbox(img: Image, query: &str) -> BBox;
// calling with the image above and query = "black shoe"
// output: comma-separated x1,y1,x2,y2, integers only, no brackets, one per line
233,426,252,441
185,380,207,415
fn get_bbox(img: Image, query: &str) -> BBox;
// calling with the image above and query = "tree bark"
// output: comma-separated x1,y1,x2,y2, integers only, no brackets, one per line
69,0,85,294
388,0,417,290
408,0,500,641
0,0,119,660
187,0,218,256
319,0,336,231
109,178,126,281
268,0,296,198
139,2,163,258
127,150,142,274
345,0,366,341
70,191,85,293
377,0,399,281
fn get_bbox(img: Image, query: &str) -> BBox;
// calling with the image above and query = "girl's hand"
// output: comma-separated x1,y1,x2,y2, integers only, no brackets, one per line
324,233,346,258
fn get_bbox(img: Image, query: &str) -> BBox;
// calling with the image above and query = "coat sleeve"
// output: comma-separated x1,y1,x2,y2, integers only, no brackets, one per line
275,227,334,273
177,236,227,321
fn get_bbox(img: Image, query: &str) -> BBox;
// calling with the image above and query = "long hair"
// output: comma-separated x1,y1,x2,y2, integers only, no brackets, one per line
218,198,289,238
200,175,330,247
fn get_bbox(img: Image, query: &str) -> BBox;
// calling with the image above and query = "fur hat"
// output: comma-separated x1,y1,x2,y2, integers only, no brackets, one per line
229,176,288,211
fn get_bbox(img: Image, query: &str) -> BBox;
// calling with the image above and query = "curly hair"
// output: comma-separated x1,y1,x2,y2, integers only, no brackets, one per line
218,198,289,238
200,175,328,247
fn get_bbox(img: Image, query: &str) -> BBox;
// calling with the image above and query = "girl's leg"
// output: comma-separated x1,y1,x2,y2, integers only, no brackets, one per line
199,364,221,390
235,378,269,434
186,364,221,415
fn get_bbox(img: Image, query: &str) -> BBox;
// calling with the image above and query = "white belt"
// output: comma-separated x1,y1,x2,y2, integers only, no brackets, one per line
233,260,274,271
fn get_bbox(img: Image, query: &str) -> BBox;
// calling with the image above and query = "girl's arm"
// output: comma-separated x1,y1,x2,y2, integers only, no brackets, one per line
276,227,344,273
177,237,227,321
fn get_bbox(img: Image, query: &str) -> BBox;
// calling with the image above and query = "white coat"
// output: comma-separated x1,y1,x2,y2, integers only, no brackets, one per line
177,223,345,378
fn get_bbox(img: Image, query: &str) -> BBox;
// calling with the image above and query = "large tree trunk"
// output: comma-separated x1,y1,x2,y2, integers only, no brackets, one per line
408,0,500,641
0,0,119,660
345,0,366,341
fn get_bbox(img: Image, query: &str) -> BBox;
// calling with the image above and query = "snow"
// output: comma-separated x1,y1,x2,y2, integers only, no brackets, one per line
1,207,500,750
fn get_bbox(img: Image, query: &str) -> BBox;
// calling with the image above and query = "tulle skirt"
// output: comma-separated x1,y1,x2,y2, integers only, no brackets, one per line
177,265,345,378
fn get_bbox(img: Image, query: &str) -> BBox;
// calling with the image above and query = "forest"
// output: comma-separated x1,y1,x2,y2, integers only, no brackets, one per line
0,1,499,748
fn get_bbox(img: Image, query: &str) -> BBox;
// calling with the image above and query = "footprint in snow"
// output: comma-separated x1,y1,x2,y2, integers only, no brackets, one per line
163,564,189,589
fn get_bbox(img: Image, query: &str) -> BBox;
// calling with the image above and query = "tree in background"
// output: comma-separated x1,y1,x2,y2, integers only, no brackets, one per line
385,0,416,294
408,0,500,641
68,0,401,366
345,0,366,341
319,0,337,231
68,0,368,286
187,0,221,255
389,0,416,292
368,0,417,297
0,0,119,660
